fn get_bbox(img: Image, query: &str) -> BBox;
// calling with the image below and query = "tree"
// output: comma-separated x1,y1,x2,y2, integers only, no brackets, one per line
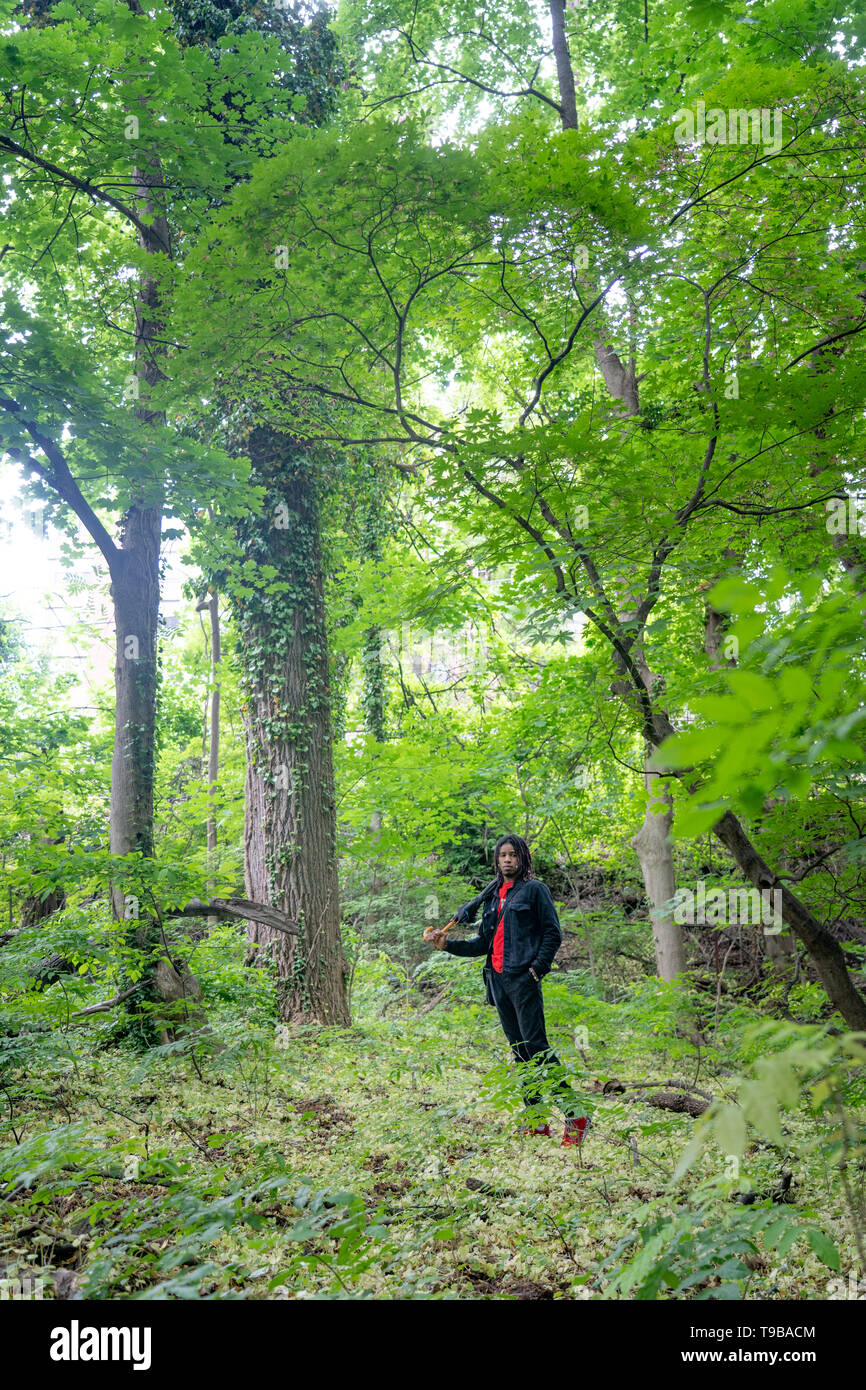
0,0,345,1029
171,0,349,1024
234,429,350,1026
178,1,866,1023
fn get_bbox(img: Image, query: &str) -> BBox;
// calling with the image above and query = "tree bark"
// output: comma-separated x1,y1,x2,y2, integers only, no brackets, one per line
110,15,169,895
550,41,683,970
109,508,161,876
238,428,350,1026
21,833,66,927
167,897,299,935
109,11,203,1027
207,594,220,860
361,496,387,743
630,773,685,980
195,589,221,883
21,887,65,927
549,1,578,131
712,811,866,1029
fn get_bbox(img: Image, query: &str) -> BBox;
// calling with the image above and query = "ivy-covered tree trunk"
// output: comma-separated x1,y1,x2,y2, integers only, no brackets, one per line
360,495,388,743
239,427,349,1026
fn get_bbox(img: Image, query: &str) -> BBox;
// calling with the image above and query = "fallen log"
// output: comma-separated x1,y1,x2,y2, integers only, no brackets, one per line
595,1077,714,1102
644,1090,709,1117
593,1076,715,1117
621,1078,714,1102
466,1177,518,1198
30,953,78,991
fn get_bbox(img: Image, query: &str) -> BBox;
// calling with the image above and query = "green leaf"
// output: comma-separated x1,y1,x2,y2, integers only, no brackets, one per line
806,1228,840,1271
673,1128,706,1180
776,1224,803,1256
725,670,777,713
740,1079,783,1145
762,1216,793,1249
713,1104,747,1158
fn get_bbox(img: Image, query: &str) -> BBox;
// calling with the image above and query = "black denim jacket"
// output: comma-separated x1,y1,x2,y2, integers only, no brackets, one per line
444,877,562,977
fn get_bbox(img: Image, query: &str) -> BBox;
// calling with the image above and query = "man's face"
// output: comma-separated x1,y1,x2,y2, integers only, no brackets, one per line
498,842,519,880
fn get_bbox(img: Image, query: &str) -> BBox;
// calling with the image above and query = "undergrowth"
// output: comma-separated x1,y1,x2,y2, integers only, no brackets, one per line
1,937,863,1301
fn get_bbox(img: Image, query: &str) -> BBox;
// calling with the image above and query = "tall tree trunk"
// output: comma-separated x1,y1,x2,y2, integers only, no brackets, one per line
110,38,169,897
207,593,221,864
494,5,866,1022
630,772,685,981
589,337,683,977
109,508,161,877
239,428,349,1026
361,494,387,889
112,17,202,1029
549,0,578,131
360,482,387,740
196,589,221,917
543,21,682,975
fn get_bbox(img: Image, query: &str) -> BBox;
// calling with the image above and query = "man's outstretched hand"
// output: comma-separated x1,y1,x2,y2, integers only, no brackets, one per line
425,929,449,950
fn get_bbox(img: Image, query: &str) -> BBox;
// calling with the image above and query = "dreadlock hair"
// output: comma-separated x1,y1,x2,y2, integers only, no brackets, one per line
493,833,534,886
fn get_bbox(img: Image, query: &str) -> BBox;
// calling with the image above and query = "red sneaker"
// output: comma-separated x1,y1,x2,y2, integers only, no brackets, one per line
561,1116,591,1147
519,1122,551,1138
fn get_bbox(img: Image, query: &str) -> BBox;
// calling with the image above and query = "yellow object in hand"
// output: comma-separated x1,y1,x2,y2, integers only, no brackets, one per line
423,916,458,943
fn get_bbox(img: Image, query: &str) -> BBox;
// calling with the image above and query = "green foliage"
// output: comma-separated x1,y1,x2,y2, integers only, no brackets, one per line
0,971,860,1300
658,574,866,834
594,1200,836,1300
2,0,866,1305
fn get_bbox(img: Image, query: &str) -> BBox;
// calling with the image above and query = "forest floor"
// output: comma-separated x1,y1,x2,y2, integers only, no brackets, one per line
0,958,861,1301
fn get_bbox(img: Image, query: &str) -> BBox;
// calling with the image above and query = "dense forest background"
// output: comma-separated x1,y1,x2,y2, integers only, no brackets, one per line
0,0,865,1303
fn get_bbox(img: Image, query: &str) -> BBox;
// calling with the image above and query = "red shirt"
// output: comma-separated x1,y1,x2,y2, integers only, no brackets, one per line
491,880,514,973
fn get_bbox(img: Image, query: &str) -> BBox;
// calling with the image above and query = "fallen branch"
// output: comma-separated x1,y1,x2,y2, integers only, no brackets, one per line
466,1177,518,1198
417,986,449,1016
166,897,300,937
596,1076,715,1117
608,1134,669,1175
645,1090,709,1117
70,984,143,1019
619,1079,715,1102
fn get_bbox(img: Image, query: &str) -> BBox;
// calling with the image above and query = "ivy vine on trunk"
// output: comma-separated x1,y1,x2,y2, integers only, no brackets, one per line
235,426,349,1027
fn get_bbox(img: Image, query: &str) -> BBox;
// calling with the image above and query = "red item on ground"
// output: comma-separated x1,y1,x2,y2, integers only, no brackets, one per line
561,1116,592,1147
491,880,513,973
519,1122,551,1137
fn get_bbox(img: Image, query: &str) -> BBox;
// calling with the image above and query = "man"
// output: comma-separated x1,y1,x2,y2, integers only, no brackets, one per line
428,833,592,1147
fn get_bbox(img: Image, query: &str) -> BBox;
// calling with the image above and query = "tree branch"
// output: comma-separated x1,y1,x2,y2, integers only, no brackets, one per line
70,983,143,1019
166,896,300,937
0,396,121,572
0,134,165,248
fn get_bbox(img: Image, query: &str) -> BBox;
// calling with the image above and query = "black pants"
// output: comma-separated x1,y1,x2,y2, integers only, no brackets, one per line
488,969,587,1119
